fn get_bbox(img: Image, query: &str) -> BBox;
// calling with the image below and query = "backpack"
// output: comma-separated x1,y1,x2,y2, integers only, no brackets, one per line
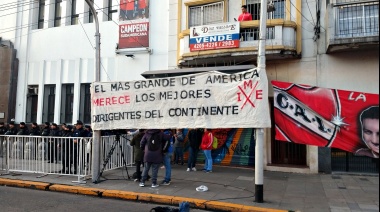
212,136,218,150
148,132,162,151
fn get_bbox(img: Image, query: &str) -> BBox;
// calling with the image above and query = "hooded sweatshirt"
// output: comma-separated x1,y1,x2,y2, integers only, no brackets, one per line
140,129,172,164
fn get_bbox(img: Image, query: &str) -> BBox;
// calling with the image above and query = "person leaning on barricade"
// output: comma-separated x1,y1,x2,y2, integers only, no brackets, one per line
47,123,61,164
17,122,30,135
61,125,73,174
71,120,87,174
5,122,18,135
29,123,41,136
41,122,50,136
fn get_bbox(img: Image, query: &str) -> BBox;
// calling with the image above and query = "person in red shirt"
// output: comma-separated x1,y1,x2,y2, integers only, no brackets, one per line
200,129,213,173
238,5,252,41
238,5,252,21
138,0,147,19
126,0,135,20
119,0,128,21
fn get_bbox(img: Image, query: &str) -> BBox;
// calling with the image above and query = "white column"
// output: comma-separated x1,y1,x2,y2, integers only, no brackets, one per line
37,61,46,124
72,58,82,124
54,60,63,124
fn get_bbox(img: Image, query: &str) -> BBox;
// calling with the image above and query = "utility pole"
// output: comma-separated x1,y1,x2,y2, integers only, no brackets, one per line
255,0,268,203
84,0,101,183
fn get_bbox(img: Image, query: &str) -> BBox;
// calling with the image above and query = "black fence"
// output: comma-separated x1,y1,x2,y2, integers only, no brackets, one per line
331,148,379,173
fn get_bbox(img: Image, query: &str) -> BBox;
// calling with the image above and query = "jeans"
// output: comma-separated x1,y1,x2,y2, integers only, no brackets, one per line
187,146,199,169
203,150,212,171
175,147,184,164
141,162,160,184
163,152,172,182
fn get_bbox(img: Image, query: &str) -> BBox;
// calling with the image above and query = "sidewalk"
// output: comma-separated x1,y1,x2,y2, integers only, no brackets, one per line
0,163,379,212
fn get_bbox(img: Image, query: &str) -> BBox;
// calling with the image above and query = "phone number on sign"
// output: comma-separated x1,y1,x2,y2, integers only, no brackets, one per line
190,40,239,51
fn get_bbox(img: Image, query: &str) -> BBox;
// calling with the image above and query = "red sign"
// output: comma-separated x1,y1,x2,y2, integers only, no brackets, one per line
119,22,149,49
190,40,239,51
272,81,379,158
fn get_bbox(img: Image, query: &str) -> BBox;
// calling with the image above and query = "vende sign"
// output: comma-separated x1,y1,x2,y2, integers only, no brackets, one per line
190,22,240,51
91,69,271,130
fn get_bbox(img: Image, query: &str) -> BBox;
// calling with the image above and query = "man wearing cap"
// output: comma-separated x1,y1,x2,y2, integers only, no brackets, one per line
17,122,30,135
0,122,7,157
5,122,18,135
71,120,87,174
29,123,41,136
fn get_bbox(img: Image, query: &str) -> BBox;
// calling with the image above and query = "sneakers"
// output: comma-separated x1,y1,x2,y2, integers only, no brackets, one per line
151,183,159,188
206,170,212,173
186,168,191,172
191,167,197,171
161,181,171,186
139,182,145,187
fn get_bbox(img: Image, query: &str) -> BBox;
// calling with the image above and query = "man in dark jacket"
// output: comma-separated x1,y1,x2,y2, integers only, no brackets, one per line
71,120,87,174
29,123,41,136
61,125,73,174
187,128,203,171
17,122,30,135
5,122,18,135
130,129,145,182
41,122,50,136
48,123,61,163
139,129,172,188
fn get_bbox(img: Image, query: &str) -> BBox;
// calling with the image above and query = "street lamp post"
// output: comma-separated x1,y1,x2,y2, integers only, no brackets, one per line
255,0,268,203
84,0,101,183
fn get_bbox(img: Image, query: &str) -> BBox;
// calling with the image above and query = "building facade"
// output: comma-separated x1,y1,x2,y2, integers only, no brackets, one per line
0,0,378,173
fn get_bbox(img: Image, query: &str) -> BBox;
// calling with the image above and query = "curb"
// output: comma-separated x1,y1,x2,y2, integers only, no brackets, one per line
0,178,288,212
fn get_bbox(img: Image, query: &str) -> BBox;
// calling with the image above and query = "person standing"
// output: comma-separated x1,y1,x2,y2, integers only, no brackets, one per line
161,129,174,185
130,129,145,182
173,129,184,165
17,122,30,135
47,123,61,163
126,0,135,20
200,129,213,173
139,129,172,188
238,5,252,21
41,122,50,136
61,125,73,174
187,128,203,171
71,120,87,174
138,0,147,19
5,122,18,135
29,123,41,136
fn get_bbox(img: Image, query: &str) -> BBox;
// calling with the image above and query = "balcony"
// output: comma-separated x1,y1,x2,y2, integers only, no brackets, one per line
326,1,379,53
178,19,298,67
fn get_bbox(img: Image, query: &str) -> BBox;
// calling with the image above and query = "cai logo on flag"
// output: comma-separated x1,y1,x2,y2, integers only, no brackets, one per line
272,81,379,158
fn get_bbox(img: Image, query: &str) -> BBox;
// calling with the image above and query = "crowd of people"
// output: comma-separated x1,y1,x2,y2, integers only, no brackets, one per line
0,120,92,174
128,128,214,188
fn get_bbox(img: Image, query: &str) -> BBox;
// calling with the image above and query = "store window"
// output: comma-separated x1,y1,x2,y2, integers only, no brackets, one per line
71,0,79,25
188,1,224,27
108,0,118,21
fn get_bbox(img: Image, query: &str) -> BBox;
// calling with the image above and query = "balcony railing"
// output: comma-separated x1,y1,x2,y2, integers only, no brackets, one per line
334,1,379,38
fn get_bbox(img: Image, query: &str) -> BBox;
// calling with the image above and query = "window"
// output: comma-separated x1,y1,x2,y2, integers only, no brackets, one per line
79,84,91,124
43,85,56,123
189,1,224,27
54,0,62,27
26,86,39,123
108,0,118,21
71,0,79,25
38,0,45,29
246,0,285,20
61,84,74,124
336,2,379,37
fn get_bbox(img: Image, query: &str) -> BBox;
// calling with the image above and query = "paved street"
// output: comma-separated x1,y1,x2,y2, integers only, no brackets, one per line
1,163,379,212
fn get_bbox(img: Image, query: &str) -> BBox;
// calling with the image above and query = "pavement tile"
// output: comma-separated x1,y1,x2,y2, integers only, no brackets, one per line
358,204,380,210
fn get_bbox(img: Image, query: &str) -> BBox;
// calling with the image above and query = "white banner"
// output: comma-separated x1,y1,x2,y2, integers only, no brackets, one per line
91,69,271,130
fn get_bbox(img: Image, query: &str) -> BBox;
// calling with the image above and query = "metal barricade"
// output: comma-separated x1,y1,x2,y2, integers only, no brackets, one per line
100,134,134,172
